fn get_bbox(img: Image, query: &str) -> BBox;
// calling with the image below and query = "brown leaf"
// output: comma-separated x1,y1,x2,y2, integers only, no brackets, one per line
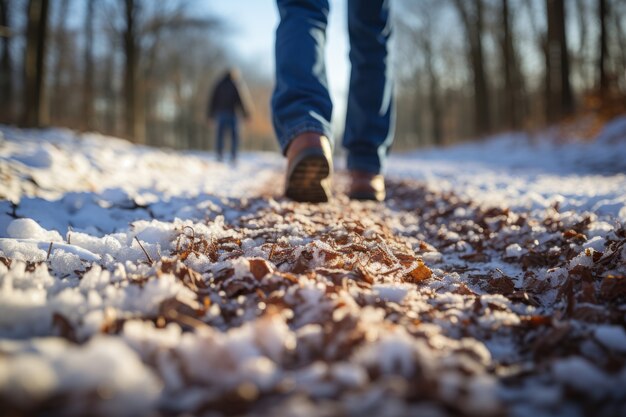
509,290,539,306
0,256,11,268
53,312,78,343
532,323,571,358
563,229,587,241
456,283,476,295
403,260,432,282
488,274,515,294
249,258,272,280
354,265,374,285
571,305,607,322
461,252,491,263
520,315,552,327
579,281,597,304
568,265,594,283
159,296,201,319
418,241,437,252
599,275,626,301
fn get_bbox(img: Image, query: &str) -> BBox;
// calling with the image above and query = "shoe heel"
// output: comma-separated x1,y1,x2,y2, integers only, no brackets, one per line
285,149,332,203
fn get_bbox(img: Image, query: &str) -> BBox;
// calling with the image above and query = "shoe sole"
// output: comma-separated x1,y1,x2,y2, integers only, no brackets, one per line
348,191,385,202
285,150,332,203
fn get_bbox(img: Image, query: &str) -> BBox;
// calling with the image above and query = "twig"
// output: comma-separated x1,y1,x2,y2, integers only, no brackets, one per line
381,266,403,276
46,242,53,260
134,236,154,264
183,226,196,241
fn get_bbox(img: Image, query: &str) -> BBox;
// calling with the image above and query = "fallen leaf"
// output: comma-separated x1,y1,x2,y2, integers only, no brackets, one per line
249,258,272,280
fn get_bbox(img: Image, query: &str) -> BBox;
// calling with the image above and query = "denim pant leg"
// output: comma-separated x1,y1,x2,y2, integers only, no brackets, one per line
344,0,394,174
271,0,334,154
230,115,240,161
215,114,227,159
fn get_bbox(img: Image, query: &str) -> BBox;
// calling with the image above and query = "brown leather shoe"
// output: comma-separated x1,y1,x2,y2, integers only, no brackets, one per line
285,132,333,202
347,170,385,201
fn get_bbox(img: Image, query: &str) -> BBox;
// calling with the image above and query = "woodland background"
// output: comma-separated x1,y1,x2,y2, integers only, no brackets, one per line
0,0,624,151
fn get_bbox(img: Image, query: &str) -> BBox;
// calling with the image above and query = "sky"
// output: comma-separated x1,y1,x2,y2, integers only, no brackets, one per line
206,0,351,129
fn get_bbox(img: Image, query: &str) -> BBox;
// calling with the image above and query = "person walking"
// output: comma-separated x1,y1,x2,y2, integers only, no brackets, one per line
208,68,250,163
272,0,393,202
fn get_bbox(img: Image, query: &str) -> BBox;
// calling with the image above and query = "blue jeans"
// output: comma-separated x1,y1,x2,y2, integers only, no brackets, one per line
215,112,239,161
271,0,394,174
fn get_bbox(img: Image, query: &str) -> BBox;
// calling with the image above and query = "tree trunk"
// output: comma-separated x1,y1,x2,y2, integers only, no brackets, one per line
452,0,491,136
82,0,94,130
615,3,626,99
499,0,526,130
546,0,573,122
0,0,13,123
473,0,490,135
103,42,116,136
50,0,69,124
22,0,49,128
424,38,442,146
574,0,590,90
123,0,144,143
598,0,609,94
501,0,516,129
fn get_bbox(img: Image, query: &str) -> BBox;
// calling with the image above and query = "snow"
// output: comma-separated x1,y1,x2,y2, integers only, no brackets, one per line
0,336,161,416
594,325,626,353
388,118,626,221
552,357,614,399
7,218,63,241
373,282,412,303
505,243,524,258
0,119,625,416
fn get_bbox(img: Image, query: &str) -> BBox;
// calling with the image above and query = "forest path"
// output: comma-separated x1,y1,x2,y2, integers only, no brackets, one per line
1,126,625,416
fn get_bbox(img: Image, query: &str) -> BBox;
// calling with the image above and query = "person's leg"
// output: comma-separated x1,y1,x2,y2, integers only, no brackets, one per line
215,113,226,162
230,114,239,162
272,0,334,202
344,0,394,175
271,0,333,153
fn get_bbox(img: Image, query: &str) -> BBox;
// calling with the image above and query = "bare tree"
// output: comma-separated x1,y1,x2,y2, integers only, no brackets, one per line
573,0,591,90
49,0,71,123
614,0,626,95
101,27,119,136
82,0,95,130
22,0,49,128
123,0,144,143
499,0,525,129
0,0,13,123
452,0,491,136
598,0,609,94
398,0,445,146
418,7,444,145
545,0,573,121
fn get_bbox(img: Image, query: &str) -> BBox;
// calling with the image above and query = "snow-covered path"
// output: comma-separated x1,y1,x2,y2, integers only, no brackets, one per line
1,122,625,417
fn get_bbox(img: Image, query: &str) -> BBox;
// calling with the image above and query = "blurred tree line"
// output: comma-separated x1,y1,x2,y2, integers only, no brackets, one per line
393,0,626,148
0,0,625,150
0,0,275,150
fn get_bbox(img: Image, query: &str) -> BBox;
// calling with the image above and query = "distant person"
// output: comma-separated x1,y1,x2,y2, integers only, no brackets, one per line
207,68,250,163
272,0,393,202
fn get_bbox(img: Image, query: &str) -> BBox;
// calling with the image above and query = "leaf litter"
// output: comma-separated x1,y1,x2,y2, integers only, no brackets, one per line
0,126,625,417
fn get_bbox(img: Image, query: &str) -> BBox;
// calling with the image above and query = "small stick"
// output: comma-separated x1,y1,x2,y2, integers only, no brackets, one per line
381,266,403,276
134,236,154,264
46,242,53,260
